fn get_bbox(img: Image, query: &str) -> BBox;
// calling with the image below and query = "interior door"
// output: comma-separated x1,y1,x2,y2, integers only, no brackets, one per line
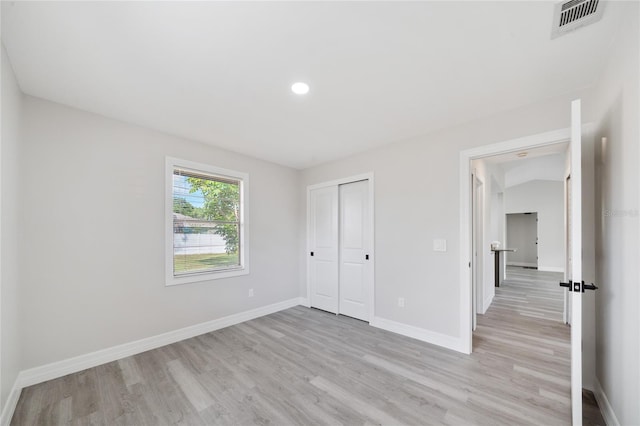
567,99,584,425
338,180,370,321
309,186,339,314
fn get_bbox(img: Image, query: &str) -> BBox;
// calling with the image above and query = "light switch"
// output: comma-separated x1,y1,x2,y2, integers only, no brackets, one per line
433,239,447,252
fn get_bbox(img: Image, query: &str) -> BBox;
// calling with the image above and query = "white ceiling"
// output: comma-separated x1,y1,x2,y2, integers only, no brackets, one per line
478,142,568,188
1,1,626,169
482,141,568,166
502,153,568,188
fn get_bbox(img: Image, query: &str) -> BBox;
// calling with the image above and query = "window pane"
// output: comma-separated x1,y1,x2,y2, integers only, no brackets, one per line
172,169,241,276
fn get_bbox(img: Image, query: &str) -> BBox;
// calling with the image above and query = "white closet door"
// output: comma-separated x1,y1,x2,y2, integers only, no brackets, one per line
309,186,339,313
339,180,370,321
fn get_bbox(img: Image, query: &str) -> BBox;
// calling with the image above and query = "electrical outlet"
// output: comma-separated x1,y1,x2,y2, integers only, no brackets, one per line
248,288,254,297
398,297,405,308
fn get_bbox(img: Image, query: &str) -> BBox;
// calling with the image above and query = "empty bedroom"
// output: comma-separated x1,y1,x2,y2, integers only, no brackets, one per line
1,1,638,425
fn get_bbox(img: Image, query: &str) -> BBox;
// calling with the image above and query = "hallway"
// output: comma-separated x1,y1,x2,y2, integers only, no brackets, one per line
473,266,603,425
491,266,565,322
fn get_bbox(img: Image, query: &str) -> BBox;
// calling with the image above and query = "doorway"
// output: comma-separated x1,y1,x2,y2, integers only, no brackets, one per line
459,130,571,353
307,174,374,322
506,212,538,269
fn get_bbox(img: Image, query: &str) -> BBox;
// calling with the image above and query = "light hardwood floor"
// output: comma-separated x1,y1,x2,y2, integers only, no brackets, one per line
12,268,603,425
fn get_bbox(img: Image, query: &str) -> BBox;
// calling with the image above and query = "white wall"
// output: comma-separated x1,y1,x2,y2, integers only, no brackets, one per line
299,88,589,347
0,45,22,413
505,180,565,272
18,96,301,370
592,3,639,424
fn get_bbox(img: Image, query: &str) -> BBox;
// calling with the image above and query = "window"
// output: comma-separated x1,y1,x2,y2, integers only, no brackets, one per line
166,157,249,285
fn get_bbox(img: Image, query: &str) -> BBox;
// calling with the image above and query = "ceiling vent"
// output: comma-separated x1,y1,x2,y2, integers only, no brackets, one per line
551,0,605,39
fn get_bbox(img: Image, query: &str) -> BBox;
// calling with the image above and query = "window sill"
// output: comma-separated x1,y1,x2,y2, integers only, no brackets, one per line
166,267,249,286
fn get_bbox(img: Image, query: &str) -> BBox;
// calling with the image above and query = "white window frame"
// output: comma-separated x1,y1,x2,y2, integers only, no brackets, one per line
165,157,249,286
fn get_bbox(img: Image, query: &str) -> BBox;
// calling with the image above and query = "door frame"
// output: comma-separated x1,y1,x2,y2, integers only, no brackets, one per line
306,173,375,323
471,174,484,331
459,128,571,354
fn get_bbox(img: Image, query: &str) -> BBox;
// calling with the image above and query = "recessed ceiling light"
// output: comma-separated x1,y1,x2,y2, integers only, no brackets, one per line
517,152,528,158
291,82,310,95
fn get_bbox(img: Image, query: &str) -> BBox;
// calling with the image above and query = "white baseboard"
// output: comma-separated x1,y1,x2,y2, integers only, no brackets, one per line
538,266,565,273
538,266,564,272
16,297,304,390
482,293,494,314
299,297,310,307
370,316,465,353
507,262,538,268
0,380,22,426
594,377,619,426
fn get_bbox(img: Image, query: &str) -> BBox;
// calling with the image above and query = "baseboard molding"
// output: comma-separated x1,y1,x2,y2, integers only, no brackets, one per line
507,262,538,268
482,293,494,314
594,377,620,426
299,297,310,307
16,297,304,390
538,266,565,273
370,316,465,353
0,380,22,426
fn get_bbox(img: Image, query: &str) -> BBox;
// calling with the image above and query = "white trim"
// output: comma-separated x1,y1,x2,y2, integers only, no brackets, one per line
594,377,620,426
0,381,21,426
506,262,538,268
15,298,302,389
460,127,572,355
306,173,375,323
482,293,494,314
299,297,310,307
538,266,565,273
306,173,373,191
370,316,465,353
165,157,250,286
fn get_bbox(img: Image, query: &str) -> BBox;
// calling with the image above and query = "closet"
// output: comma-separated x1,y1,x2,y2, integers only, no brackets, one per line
308,178,373,322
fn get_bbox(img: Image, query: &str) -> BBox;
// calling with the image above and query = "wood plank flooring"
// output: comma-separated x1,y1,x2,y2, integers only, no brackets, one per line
12,268,604,425
493,267,566,322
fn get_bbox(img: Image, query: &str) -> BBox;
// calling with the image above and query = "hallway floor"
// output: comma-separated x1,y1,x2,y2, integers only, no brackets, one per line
474,266,604,425
492,266,566,322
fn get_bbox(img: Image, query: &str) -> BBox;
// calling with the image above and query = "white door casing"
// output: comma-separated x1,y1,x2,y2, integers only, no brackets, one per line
339,180,371,321
460,129,575,350
308,186,339,314
472,175,484,330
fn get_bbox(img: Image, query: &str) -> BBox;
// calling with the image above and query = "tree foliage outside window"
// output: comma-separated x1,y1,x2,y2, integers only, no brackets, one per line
172,169,242,276
173,197,197,218
186,177,240,254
